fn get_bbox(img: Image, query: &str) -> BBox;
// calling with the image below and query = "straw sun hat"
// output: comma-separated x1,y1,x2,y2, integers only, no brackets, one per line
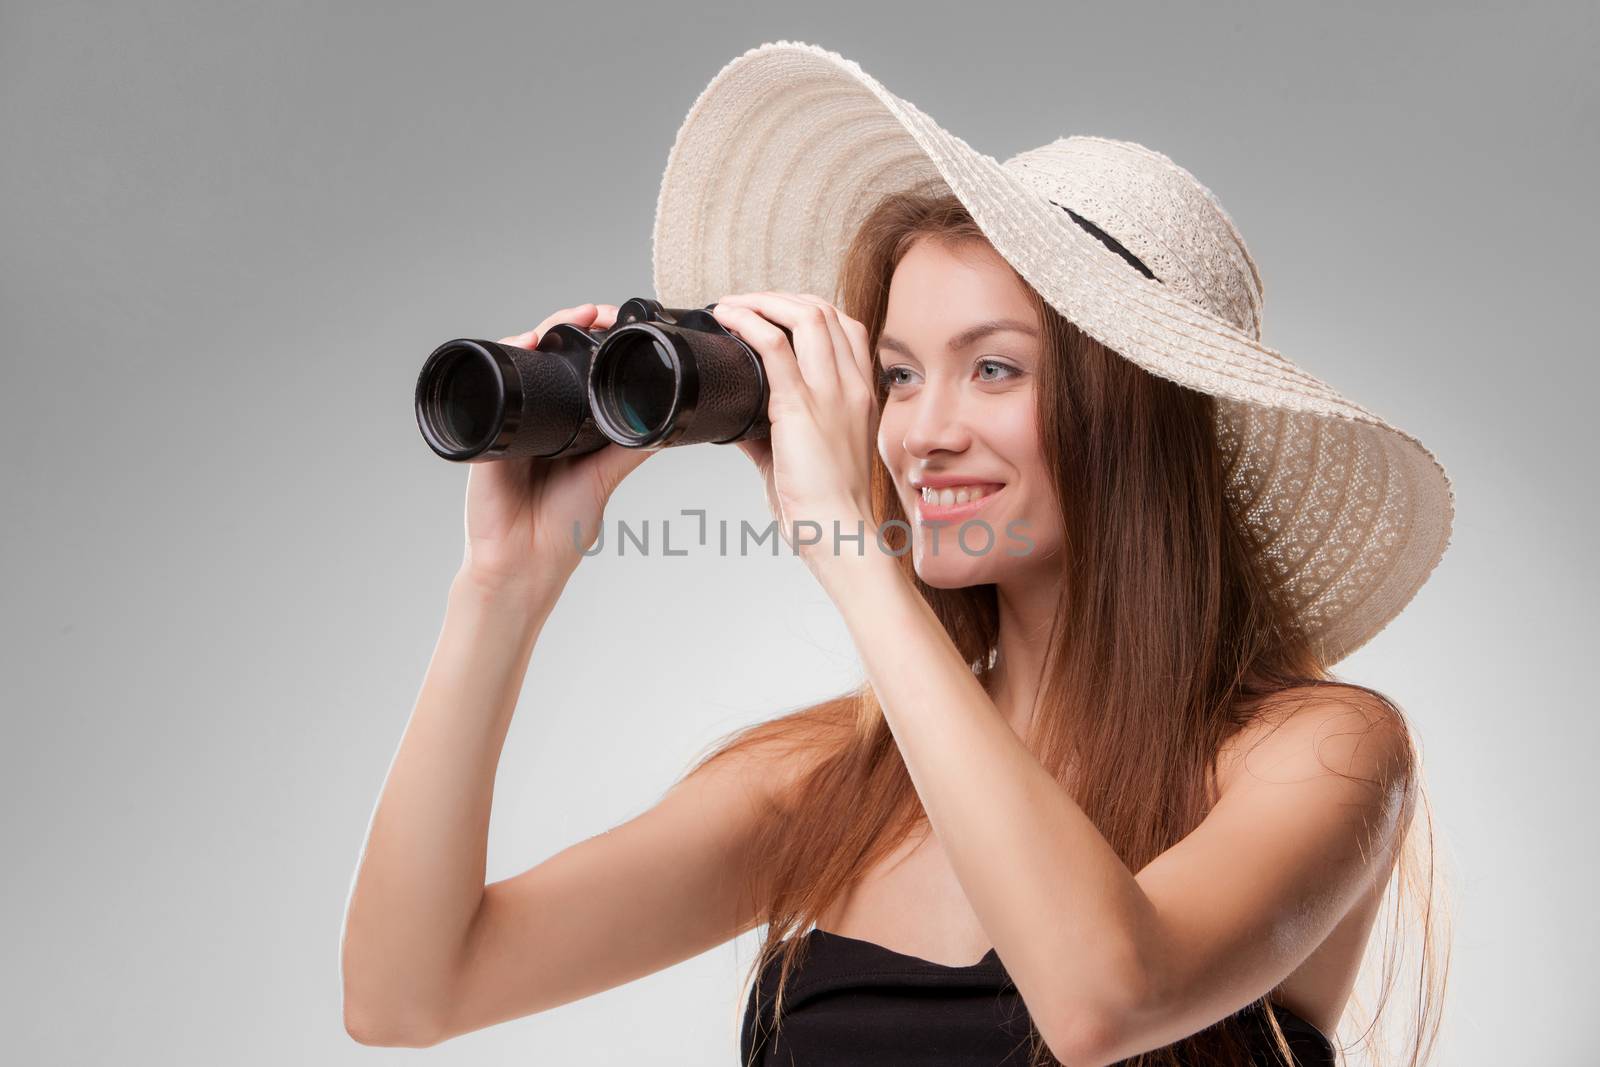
649,40,1455,666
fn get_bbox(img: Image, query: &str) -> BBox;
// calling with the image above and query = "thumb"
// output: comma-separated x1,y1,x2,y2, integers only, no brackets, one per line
736,437,772,471
590,442,654,495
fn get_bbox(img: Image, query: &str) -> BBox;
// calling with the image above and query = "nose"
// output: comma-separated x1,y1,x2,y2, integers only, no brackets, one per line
900,378,972,460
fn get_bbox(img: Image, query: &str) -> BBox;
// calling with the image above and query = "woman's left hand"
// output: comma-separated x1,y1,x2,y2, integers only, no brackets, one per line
709,291,880,573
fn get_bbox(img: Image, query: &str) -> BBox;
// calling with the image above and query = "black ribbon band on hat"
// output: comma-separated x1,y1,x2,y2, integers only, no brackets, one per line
1052,201,1157,281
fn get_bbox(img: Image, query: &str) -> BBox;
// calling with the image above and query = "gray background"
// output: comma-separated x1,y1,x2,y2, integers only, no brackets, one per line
3,1,1594,1062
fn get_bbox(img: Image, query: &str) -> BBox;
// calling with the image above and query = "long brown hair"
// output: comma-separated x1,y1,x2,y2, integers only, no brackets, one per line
678,190,1450,1066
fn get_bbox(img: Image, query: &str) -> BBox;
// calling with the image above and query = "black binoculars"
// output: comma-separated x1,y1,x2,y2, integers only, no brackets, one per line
414,297,788,461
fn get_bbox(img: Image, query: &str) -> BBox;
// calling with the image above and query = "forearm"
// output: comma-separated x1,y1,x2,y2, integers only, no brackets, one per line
341,568,559,1042
819,554,1155,1049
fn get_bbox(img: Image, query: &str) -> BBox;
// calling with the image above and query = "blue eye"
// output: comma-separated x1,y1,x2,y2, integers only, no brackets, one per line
977,359,1021,381
878,361,1021,389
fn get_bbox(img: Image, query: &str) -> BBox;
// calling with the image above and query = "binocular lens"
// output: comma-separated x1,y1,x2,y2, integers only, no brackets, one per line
416,298,772,461
600,333,677,438
424,345,502,453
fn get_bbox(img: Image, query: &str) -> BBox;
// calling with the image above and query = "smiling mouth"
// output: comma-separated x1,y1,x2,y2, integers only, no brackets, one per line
914,483,1005,520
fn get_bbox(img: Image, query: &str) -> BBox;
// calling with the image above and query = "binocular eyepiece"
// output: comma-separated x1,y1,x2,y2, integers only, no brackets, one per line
414,297,786,461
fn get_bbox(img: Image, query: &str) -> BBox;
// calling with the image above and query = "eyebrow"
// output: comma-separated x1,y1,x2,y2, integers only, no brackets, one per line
876,318,1039,358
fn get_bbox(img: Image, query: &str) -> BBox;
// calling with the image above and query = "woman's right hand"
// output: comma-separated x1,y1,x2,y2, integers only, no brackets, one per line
459,303,654,595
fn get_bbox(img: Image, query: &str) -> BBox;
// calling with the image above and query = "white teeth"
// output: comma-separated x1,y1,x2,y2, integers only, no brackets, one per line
920,484,997,506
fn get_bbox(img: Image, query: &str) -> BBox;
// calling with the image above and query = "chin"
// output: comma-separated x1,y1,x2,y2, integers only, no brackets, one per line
903,506,1054,589
912,559,994,589
908,529,1005,588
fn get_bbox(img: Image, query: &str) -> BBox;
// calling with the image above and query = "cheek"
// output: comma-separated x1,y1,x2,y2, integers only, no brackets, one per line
994,406,1043,482
994,420,1052,525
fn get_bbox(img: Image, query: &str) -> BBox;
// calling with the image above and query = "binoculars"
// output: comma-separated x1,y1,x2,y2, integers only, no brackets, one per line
414,296,788,461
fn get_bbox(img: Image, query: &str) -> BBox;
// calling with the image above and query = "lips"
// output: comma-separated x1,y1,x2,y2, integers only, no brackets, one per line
913,482,1005,522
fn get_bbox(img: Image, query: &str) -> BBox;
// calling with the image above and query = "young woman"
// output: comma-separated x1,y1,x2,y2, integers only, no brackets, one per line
343,42,1453,1067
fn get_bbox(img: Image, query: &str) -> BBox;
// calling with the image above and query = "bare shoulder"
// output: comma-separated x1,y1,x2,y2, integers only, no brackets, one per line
1215,683,1417,811
427,694,859,1043
678,694,855,814
672,695,855,904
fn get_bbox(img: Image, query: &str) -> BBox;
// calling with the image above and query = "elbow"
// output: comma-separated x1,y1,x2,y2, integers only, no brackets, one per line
343,998,444,1048
1043,1008,1127,1067
341,963,449,1048
1041,950,1156,1066
340,935,451,1047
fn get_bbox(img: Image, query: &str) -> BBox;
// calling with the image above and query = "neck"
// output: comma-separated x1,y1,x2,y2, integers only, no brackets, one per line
988,568,1063,739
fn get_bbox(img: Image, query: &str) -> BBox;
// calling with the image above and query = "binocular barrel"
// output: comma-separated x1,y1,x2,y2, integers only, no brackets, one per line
414,297,782,462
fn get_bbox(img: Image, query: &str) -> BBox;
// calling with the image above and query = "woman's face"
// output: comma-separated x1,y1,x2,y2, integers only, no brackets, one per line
874,237,1061,588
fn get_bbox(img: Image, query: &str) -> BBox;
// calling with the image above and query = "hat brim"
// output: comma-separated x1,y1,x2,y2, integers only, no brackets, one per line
651,40,1454,664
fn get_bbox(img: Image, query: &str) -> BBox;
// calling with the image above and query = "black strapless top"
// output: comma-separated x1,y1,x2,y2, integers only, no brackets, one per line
740,928,1335,1066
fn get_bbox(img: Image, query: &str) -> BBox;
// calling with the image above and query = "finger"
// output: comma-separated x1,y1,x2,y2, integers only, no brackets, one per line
833,307,876,396
527,303,602,346
501,303,609,349
725,292,841,401
786,292,853,394
736,436,772,471
789,293,873,401
710,302,809,413
587,441,654,496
